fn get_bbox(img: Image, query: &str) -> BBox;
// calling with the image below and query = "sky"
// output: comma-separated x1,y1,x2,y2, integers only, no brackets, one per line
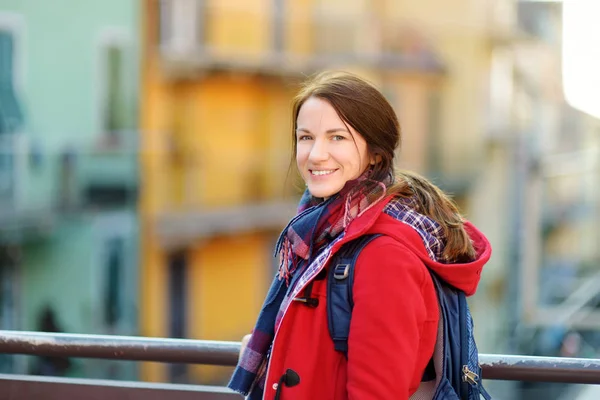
562,0,600,118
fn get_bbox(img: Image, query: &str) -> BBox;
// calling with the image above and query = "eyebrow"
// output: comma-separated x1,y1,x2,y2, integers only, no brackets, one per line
296,128,350,134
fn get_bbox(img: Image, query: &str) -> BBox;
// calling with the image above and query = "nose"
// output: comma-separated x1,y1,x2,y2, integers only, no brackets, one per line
308,137,329,163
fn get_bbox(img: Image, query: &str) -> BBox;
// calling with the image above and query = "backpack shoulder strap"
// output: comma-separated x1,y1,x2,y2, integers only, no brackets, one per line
327,233,382,357
326,233,436,383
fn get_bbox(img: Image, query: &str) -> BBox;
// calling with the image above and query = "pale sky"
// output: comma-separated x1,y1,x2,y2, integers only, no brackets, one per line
562,0,600,118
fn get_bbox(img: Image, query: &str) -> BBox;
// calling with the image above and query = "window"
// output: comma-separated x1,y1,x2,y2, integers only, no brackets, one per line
103,238,124,327
158,0,173,46
0,134,14,201
95,27,138,145
100,41,136,140
0,29,23,135
0,24,24,204
272,0,285,52
158,0,203,51
488,48,514,138
426,90,442,174
168,251,188,382
104,46,127,133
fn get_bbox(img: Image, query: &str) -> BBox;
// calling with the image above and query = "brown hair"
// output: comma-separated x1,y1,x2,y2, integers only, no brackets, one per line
291,71,475,263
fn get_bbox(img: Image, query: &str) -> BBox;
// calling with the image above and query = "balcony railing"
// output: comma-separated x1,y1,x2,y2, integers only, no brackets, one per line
0,134,55,241
157,0,445,77
0,133,26,207
156,201,297,248
76,131,139,209
1,330,600,399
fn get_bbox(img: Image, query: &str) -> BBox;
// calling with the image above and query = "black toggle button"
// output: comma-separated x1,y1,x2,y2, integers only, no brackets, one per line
274,369,300,400
292,297,319,308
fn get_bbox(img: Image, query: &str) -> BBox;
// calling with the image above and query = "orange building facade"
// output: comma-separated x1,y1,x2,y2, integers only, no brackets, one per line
138,0,494,384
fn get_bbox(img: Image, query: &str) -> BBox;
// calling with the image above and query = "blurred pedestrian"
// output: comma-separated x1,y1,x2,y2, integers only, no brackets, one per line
31,305,72,376
229,71,491,399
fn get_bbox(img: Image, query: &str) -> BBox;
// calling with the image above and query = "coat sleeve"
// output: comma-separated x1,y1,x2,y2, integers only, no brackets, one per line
347,239,430,400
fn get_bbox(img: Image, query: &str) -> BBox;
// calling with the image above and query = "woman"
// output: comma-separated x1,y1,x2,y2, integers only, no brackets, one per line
228,71,491,399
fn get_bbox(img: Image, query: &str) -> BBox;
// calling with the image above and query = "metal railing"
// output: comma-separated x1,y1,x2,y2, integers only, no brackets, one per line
1,330,600,399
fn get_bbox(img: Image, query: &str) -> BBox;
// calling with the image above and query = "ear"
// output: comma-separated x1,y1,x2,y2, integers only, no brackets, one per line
370,154,382,165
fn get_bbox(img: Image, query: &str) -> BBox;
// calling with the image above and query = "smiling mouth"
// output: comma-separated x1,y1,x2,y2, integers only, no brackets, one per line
310,169,337,176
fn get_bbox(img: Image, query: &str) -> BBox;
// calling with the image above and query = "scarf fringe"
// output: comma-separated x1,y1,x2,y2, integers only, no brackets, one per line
277,238,298,285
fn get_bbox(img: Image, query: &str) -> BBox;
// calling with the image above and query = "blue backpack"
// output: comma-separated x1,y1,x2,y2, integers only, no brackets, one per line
327,234,492,400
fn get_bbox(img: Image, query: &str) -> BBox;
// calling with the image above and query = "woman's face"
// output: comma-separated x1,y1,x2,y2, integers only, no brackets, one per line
296,97,371,199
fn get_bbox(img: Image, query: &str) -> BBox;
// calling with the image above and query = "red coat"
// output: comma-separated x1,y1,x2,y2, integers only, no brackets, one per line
262,198,492,400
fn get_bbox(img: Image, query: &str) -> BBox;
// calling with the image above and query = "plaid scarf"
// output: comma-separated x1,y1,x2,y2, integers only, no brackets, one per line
274,172,390,286
228,171,448,399
383,196,445,261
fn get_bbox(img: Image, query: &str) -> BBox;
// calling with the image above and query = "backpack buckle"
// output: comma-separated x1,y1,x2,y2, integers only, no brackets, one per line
333,263,350,280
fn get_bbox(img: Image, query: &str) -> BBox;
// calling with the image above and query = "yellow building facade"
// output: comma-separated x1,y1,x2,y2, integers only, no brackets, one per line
139,0,495,384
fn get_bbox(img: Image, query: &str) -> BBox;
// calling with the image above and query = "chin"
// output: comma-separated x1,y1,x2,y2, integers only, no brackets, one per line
310,192,332,199
307,185,340,199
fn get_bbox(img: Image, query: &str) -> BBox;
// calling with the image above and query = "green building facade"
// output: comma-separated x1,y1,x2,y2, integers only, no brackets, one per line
0,0,140,379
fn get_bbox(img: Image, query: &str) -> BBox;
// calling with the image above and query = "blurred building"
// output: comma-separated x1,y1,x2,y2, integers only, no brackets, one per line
514,1,600,335
470,1,600,398
484,0,600,351
140,0,506,384
0,0,140,379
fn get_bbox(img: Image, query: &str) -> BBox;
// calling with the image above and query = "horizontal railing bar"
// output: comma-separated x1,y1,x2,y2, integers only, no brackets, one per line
0,330,239,366
481,354,600,384
0,374,239,400
2,331,600,384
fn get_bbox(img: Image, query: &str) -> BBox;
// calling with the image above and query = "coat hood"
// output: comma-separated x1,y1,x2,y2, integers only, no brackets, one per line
345,196,491,296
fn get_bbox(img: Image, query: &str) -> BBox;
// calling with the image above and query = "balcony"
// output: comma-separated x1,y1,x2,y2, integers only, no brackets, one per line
53,131,138,212
157,0,445,78
75,131,139,210
0,134,54,243
0,134,22,209
156,201,297,249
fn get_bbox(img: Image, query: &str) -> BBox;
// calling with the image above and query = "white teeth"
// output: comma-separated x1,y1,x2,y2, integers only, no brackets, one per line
311,170,335,176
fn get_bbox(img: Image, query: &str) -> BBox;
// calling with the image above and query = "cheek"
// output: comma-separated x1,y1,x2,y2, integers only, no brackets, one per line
350,149,368,172
296,148,307,168
357,146,370,171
